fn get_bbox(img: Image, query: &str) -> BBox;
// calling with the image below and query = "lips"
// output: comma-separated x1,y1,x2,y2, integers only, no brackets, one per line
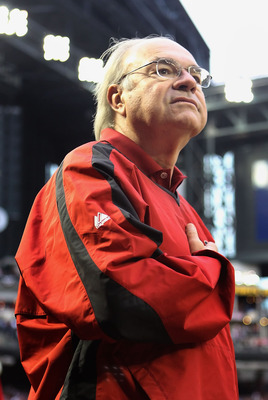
171,97,198,109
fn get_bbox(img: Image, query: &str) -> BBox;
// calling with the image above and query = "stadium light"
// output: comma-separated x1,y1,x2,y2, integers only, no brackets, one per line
78,57,104,83
43,34,70,62
0,6,28,37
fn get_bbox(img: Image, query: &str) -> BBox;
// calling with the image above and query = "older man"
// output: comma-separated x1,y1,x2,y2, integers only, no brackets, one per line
15,36,238,399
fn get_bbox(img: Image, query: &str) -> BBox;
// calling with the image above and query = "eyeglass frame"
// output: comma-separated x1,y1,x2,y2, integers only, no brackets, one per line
117,58,212,88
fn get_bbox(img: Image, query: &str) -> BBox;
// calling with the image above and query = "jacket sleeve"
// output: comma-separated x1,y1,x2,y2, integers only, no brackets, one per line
15,144,235,345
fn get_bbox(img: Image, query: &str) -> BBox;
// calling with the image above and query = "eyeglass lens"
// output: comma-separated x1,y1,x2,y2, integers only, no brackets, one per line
156,59,210,88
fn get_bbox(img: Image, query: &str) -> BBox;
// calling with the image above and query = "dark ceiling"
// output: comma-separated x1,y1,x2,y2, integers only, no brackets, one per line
0,0,210,107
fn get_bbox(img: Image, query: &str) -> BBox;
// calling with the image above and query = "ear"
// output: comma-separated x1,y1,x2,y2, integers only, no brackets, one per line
107,84,126,116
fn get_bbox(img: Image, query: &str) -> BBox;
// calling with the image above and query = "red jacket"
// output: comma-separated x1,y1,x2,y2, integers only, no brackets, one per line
15,129,238,399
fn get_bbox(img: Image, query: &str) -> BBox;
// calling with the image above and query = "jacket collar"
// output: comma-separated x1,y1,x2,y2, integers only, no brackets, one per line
100,128,186,193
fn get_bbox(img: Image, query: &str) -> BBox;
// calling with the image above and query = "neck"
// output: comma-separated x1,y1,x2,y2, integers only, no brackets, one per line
114,122,191,170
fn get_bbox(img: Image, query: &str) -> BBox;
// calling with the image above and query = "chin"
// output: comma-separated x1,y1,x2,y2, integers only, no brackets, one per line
175,122,204,139
190,128,203,138
175,113,206,131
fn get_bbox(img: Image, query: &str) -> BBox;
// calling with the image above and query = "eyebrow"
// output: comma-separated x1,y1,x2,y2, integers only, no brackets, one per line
152,56,200,69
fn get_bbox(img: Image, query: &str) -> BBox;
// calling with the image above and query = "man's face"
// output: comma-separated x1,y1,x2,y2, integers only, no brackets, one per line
119,38,208,145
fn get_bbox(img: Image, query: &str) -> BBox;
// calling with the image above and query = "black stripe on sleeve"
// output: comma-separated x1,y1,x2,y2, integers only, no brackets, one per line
55,156,171,343
60,338,99,400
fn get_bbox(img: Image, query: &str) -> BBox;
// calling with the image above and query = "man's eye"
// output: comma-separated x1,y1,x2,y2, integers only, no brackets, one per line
157,63,176,77
192,74,202,84
189,67,202,84
158,67,173,75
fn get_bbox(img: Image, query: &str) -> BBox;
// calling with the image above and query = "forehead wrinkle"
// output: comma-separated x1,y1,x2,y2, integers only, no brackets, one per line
156,57,200,70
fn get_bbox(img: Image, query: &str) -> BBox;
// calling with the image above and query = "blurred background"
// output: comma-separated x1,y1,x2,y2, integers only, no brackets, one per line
0,0,268,398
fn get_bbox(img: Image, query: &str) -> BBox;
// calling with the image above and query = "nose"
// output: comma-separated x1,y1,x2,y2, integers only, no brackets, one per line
172,68,197,93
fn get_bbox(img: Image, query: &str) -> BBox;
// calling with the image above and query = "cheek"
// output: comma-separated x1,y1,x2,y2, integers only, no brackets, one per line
125,92,142,115
198,95,208,125
201,106,208,125
202,106,208,128
128,88,161,118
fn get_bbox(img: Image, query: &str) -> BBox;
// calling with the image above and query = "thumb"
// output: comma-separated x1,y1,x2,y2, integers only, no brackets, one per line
185,223,204,253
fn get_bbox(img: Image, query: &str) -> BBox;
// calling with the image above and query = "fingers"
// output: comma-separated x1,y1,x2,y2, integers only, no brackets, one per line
185,223,204,253
204,241,218,252
185,223,198,240
185,223,218,254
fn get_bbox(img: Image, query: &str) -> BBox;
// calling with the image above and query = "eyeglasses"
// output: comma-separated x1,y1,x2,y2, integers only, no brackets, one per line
118,58,212,88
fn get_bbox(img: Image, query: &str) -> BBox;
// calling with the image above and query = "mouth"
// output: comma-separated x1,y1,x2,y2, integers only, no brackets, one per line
171,97,198,109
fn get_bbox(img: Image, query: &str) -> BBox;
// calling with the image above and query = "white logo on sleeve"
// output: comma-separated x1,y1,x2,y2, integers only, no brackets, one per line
94,212,111,229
